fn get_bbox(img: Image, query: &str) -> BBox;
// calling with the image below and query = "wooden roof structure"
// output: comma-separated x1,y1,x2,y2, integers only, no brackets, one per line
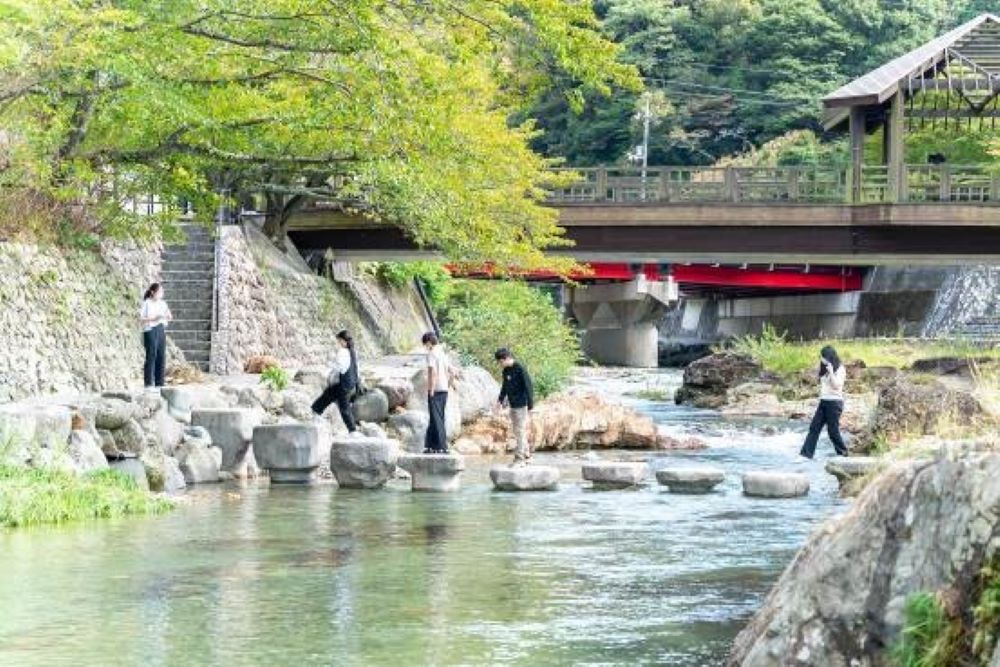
823,13,1000,130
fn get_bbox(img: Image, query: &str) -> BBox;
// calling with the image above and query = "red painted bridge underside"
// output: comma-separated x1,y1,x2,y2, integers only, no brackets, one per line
452,263,864,292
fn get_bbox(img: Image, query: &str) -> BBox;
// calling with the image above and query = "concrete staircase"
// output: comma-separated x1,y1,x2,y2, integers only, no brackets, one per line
161,225,215,370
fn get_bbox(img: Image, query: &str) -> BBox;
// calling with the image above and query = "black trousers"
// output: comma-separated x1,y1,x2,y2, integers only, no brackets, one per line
424,391,449,453
142,325,167,388
800,399,848,458
311,383,357,432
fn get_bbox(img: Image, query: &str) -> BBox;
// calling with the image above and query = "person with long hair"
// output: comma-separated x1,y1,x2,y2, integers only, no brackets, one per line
140,282,172,389
799,344,849,460
311,330,359,433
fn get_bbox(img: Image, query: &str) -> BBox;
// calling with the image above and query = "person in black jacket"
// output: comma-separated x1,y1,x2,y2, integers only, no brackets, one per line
495,348,534,465
311,330,359,433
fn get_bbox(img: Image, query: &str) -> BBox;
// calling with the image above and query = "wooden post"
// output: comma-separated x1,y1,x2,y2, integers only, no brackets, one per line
991,172,1000,202
725,167,739,202
657,170,669,202
885,90,905,202
787,168,800,201
940,165,951,202
849,107,865,203
595,167,608,202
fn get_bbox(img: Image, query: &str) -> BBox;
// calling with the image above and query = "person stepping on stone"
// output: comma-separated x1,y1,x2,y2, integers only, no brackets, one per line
495,347,534,467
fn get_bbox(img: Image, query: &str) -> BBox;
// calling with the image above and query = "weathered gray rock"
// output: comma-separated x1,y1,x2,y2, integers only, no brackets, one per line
142,409,186,455
96,429,116,457
387,410,429,453
176,438,222,484
113,419,147,456
453,366,500,423
0,404,73,454
490,464,560,491
140,449,186,493
281,388,316,422
582,462,647,488
134,392,166,420
729,453,1000,667
253,423,321,483
397,453,465,492
674,353,762,408
329,436,400,489
824,456,884,488
655,467,725,493
91,398,138,430
160,387,192,423
742,471,809,498
406,374,463,440
109,457,149,491
359,422,387,439
353,389,389,423
191,408,257,477
293,367,327,393
67,430,108,473
376,378,413,411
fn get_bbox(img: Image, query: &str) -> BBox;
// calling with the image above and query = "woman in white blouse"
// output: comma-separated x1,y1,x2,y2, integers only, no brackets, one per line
310,330,359,433
140,283,172,388
799,345,849,460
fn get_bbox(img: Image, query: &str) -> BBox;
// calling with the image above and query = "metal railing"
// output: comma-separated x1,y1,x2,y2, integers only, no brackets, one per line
547,164,1000,204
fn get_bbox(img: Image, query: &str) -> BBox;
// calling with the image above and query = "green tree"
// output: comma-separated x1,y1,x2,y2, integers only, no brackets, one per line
0,0,638,267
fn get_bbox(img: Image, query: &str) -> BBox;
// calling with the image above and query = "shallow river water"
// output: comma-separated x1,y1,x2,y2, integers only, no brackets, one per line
0,370,846,666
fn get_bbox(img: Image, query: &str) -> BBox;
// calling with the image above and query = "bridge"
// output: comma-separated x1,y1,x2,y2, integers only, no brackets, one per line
286,14,1000,366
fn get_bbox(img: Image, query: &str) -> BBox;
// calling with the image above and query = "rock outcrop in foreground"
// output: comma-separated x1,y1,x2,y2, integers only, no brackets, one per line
729,448,1000,667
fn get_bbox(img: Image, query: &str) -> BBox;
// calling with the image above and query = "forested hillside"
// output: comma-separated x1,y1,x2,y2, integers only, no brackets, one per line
528,0,999,166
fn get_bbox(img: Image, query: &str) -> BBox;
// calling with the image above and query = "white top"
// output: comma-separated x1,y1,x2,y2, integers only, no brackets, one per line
820,364,847,401
140,299,170,332
327,348,352,386
426,346,451,393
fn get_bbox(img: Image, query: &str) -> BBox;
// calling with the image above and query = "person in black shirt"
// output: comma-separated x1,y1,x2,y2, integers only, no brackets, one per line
495,348,534,465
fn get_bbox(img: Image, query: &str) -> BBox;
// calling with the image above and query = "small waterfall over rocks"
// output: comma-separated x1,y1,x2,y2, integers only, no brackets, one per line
922,266,1000,338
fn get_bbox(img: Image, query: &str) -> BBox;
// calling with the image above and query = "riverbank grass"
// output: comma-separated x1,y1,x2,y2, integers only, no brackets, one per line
0,466,173,529
728,325,1000,377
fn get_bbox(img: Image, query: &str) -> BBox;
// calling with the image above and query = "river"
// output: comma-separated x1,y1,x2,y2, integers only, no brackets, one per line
0,369,845,666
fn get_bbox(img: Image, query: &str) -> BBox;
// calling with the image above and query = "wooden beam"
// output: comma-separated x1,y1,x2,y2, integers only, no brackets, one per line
886,90,905,202
849,107,865,203
907,108,1000,118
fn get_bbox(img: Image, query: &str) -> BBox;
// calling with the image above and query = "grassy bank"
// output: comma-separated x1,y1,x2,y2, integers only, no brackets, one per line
728,326,1000,376
0,466,173,529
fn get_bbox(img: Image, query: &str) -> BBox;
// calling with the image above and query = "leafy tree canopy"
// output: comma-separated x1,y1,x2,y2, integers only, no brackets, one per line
0,0,638,267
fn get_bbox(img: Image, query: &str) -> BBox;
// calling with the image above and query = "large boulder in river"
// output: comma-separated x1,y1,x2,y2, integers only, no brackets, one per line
729,450,1000,667
0,404,73,464
353,389,389,423
329,436,399,489
191,408,258,477
855,377,988,453
387,410,430,453
675,353,762,408
67,430,108,473
452,366,500,423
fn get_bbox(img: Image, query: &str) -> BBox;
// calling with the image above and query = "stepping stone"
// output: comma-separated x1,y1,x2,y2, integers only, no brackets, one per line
191,408,257,477
252,424,321,484
655,466,725,493
490,465,560,491
582,462,647,489
742,471,809,498
824,456,884,488
329,436,400,489
397,453,465,492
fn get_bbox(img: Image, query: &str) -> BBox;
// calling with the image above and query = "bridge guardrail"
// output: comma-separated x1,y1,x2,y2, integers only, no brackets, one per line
548,164,1000,205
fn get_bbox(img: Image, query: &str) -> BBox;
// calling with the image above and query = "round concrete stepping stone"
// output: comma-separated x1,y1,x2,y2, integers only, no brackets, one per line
655,466,725,493
742,471,809,498
490,465,560,491
824,456,884,488
582,461,647,488
252,423,321,484
397,453,465,492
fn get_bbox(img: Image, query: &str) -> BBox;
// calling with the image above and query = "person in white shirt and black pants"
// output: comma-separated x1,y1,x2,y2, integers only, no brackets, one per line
311,330,359,433
422,332,452,453
799,345,849,460
140,283,172,389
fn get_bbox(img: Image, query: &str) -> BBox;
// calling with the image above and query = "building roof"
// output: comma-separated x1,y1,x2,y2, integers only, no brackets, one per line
822,13,1000,129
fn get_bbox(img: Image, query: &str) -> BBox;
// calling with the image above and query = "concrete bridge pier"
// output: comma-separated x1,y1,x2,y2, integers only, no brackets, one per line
569,277,678,368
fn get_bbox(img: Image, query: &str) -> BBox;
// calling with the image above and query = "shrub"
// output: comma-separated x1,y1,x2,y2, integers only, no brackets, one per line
891,592,960,667
260,365,289,392
440,280,579,398
0,466,172,528
368,261,453,307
